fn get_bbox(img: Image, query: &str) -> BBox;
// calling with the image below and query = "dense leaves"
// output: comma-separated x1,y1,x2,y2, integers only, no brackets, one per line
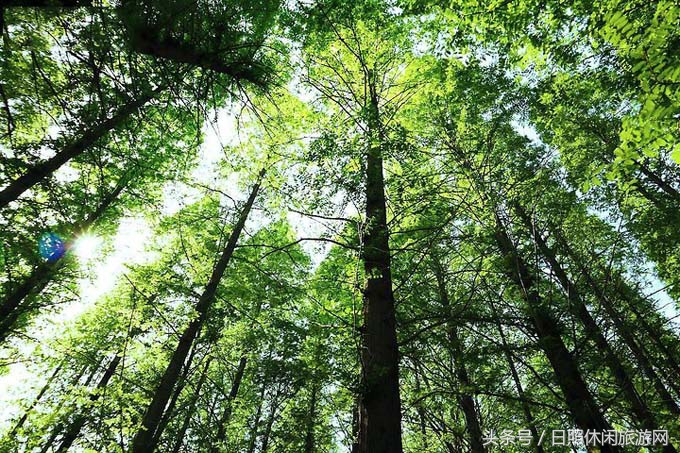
1,1,679,452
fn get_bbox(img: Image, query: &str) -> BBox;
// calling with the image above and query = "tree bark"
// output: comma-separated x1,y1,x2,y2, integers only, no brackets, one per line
513,205,675,448
168,357,213,453
303,382,318,453
611,275,680,387
0,91,155,209
433,261,486,453
10,361,63,436
246,382,267,453
212,355,247,452
356,69,403,453
493,216,620,452
490,298,544,453
550,226,680,416
413,367,428,451
259,400,278,453
38,361,101,453
636,160,680,202
150,339,200,451
56,355,122,452
130,170,264,453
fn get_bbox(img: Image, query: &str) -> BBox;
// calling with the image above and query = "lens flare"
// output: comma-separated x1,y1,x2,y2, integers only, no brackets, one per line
38,232,66,262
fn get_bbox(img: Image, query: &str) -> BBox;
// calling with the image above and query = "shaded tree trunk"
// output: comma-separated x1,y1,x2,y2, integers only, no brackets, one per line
304,382,318,453
611,274,680,387
493,216,620,452
246,382,267,453
636,160,680,202
39,361,102,453
150,339,200,451
168,357,213,453
356,69,403,453
260,400,278,453
433,261,486,453
490,299,544,453
0,92,156,209
514,204,675,452
413,367,428,451
212,355,247,452
10,361,63,436
130,170,265,453
550,225,680,416
56,355,122,452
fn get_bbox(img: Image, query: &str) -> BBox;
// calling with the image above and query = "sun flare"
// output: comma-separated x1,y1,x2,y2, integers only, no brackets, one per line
72,234,103,262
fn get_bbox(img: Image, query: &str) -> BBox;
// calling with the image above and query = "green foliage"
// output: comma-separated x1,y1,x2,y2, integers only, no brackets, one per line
1,1,679,452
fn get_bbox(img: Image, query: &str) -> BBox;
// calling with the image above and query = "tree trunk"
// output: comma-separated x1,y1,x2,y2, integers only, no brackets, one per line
636,160,680,202
150,340,200,450
357,69,403,453
0,91,155,209
168,357,213,453
433,261,486,453
259,400,278,453
493,216,620,452
304,382,318,453
611,274,680,387
56,355,122,452
130,170,264,453
10,361,63,436
38,361,101,453
246,383,267,453
550,226,680,416
212,355,247,451
413,367,428,451
489,298,544,453
513,204,675,450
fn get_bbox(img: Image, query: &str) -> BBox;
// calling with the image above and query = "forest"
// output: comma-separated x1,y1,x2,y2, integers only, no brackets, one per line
0,0,679,452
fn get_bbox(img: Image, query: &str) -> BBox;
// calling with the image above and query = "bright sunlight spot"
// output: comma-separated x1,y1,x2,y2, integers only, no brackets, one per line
72,234,103,262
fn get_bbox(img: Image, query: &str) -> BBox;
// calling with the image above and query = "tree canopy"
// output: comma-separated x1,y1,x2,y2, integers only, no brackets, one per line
1,1,679,452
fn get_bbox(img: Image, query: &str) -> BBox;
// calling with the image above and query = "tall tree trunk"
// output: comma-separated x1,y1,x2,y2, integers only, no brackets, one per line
304,382,318,453
259,399,278,453
0,177,128,343
550,225,680,415
0,92,156,209
351,399,360,453
636,160,680,202
131,170,265,453
490,299,544,453
611,274,680,384
357,69,403,453
39,361,102,453
168,357,213,453
493,216,620,452
513,204,675,451
433,261,486,453
150,339,200,451
246,382,267,453
56,355,122,452
212,355,247,452
413,366,428,451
